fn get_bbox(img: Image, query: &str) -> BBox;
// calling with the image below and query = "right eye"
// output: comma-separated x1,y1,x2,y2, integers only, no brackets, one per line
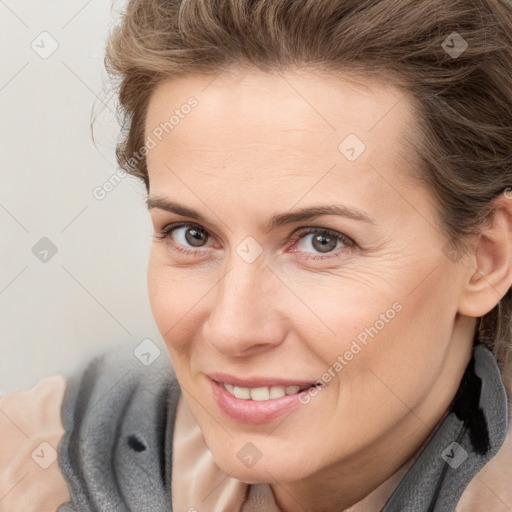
154,222,215,256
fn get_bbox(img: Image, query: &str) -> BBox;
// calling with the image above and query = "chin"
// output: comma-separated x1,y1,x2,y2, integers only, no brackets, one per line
210,448,316,484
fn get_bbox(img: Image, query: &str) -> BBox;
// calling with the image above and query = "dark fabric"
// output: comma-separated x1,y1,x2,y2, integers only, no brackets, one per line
57,342,508,512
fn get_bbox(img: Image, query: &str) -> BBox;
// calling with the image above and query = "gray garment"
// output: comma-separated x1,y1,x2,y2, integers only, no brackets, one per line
57,343,508,512
57,345,180,512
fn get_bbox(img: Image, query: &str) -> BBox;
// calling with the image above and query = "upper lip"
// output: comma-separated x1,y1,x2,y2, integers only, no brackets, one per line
206,372,316,388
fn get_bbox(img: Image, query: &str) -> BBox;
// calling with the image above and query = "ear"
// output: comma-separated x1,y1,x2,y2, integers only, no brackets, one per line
458,192,512,318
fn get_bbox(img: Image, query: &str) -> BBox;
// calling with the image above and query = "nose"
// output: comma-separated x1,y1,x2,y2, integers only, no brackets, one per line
203,258,287,357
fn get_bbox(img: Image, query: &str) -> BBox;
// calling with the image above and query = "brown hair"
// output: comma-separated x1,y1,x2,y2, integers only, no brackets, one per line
105,0,512,378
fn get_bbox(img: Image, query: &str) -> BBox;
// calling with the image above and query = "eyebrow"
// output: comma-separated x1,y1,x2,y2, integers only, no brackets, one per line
146,196,376,230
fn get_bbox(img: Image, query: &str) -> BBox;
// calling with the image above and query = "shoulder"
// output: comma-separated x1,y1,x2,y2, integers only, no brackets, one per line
0,375,71,512
58,342,181,511
0,344,180,512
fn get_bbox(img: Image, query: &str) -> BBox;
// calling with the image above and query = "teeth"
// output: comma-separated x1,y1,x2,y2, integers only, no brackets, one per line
233,386,251,399
269,386,286,399
224,383,305,401
250,387,270,401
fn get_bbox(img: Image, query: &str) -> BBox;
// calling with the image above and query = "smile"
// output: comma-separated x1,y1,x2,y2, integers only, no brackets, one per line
208,377,321,424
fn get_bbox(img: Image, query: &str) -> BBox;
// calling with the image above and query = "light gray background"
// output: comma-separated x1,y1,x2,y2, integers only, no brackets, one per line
0,0,166,393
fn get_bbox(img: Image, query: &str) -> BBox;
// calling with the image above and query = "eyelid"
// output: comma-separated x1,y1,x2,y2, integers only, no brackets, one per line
289,226,355,247
160,221,207,236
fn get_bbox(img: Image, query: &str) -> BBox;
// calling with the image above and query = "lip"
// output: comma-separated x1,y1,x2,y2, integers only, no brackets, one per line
208,376,315,424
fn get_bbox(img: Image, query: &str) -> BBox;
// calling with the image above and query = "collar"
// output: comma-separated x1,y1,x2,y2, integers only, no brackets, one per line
380,343,509,512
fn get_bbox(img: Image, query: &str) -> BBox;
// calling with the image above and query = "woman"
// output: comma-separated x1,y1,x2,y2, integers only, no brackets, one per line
1,0,512,510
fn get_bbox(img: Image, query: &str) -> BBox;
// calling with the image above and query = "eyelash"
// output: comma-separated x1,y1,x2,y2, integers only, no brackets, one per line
154,222,355,261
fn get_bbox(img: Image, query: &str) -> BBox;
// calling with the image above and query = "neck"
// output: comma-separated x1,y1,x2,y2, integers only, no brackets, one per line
271,413,437,512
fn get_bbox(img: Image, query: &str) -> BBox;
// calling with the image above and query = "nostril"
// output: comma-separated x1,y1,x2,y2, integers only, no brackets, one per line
127,434,146,452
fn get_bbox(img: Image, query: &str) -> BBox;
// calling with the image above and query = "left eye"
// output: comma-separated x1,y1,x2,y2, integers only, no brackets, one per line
291,227,354,257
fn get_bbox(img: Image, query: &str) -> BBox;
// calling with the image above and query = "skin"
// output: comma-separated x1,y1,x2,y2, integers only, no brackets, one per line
145,67,512,512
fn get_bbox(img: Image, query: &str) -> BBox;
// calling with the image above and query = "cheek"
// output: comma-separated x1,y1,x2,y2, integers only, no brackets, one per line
147,252,167,327
147,249,213,353
330,276,456,417
287,272,401,359
304,262,457,396
147,251,184,345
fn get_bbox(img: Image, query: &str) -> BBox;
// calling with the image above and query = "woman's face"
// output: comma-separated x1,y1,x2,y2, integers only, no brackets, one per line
145,68,474,483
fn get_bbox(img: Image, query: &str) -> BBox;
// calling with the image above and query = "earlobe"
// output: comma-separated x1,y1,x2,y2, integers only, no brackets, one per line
458,194,512,318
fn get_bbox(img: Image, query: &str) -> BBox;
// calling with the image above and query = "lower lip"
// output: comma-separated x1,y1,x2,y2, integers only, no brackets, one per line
209,379,308,424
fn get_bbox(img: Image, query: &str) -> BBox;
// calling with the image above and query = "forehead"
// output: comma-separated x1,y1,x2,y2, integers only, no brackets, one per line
144,68,421,214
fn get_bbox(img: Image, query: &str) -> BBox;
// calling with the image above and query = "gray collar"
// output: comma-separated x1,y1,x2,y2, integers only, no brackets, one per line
381,343,509,511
